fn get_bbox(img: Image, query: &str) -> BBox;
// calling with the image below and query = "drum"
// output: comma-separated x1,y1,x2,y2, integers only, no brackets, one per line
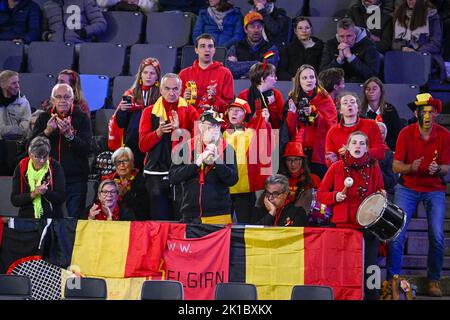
356,192,406,241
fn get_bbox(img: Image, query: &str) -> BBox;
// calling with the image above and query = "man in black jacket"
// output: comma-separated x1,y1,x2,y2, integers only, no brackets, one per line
30,83,92,218
320,18,381,83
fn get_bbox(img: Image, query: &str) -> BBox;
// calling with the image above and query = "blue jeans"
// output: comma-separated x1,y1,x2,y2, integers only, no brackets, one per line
66,181,88,219
387,184,446,280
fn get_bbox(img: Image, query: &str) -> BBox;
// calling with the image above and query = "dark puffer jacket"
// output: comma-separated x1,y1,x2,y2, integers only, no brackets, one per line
0,0,41,43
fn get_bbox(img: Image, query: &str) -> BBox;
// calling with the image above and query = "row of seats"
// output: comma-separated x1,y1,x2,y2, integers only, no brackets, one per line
0,274,334,300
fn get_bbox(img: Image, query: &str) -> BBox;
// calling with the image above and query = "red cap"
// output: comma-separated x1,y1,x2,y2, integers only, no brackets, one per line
244,11,264,28
226,98,252,114
283,142,305,158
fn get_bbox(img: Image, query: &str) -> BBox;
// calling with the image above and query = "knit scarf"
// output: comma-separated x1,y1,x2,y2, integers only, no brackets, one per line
208,7,232,31
247,85,273,115
394,9,430,48
343,150,371,200
151,96,188,121
113,169,138,196
27,160,50,219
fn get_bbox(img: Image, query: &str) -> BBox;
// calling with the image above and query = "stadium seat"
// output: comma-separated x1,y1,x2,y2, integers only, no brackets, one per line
344,83,363,94
214,282,257,300
78,43,126,78
27,42,75,74
384,51,432,86
180,45,227,70
232,0,252,13
94,108,115,136
275,80,293,100
233,79,251,96
291,285,334,300
112,76,135,109
384,83,419,121
97,11,144,46
64,277,107,300
308,17,340,42
141,280,184,300
145,12,195,48
309,0,353,17
0,41,24,72
19,73,56,110
0,274,32,300
277,0,305,18
0,176,18,217
79,74,110,112
129,44,177,76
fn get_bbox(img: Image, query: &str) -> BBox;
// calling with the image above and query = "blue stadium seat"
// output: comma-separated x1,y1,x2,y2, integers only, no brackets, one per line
291,285,334,300
78,43,126,78
214,283,257,300
79,74,110,112
384,83,419,121
233,79,251,97
97,11,144,46
275,80,293,100
141,280,184,300
112,75,135,109
384,51,432,86
145,12,195,47
0,41,24,72
344,83,363,95
19,73,56,110
129,44,177,76
308,17,340,42
27,42,75,74
309,0,353,17
180,45,227,70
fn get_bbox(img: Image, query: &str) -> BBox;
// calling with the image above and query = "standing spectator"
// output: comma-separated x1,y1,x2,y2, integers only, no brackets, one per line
139,73,199,221
0,70,31,175
42,0,107,44
41,69,90,117
30,83,92,218
347,0,393,53
96,0,158,13
0,0,41,44
192,0,244,48
116,57,161,171
359,77,402,151
11,136,66,219
158,0,207,14
101,147,148,220
318,67,346,105
237,62,284,129
225,11,279,79
278,16,324,81
284,64,337,178
247,0,290,48
320,18,381,83
325,92,387,167
376,121,398,201
180,33,234,113
169,110,238,224
387,93,450,297
392,0,445,81
317,131,385,300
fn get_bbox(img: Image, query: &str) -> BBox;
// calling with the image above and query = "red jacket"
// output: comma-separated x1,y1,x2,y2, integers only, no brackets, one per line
179,60,234,113
238,88,284,129
286,91,337,165
325,117,388,167
317,160,384,228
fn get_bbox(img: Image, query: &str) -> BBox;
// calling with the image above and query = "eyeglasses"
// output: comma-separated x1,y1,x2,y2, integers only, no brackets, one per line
115,159,130,166
265,191,285,199
53,95,73,101
31,153,48,161
100,190,117,196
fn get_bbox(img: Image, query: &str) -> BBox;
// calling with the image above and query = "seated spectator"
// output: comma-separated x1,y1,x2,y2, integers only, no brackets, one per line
431,0,450,61
318,67,346,105
237,62,283,129
0,0,41,44
96,0,158,13
169,110,238,224
42,0,107,44
192,0,244,49
347,0,393,54
101,147,148,220
85,179,135,221
392,0,445,81
320,18,381,83
284,64,337,179
376,121,398,200
223,98,272,224
180,33,234,113
252,174,309,226
325,92,387,167
225,11,279,79
278,16,324,81
247,0,290,48
11,136,66,219
158,0,207,14
41,69,90,117
359,76,402,151
351,0,395,13
116,57,161,171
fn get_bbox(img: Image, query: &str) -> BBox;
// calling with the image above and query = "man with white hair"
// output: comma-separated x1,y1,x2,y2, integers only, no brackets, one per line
30,83,92,218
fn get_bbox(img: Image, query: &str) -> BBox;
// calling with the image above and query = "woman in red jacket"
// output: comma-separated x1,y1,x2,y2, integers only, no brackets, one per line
317,131,384,300
285,64,337,178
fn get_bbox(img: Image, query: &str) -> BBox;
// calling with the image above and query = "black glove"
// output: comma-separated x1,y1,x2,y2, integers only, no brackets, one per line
75,28,87,39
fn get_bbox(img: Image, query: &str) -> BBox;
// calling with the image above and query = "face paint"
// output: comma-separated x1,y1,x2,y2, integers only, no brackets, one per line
417,106,435,129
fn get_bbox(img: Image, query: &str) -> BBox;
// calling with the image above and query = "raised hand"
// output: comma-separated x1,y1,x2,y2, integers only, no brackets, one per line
411,156,424,172
88,203,101,220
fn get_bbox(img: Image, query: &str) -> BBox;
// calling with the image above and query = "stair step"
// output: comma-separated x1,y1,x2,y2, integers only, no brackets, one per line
408,219,450,232
378,255,450,269
406,237,450,256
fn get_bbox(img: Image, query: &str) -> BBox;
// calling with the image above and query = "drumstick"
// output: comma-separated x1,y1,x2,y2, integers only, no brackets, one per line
342,177,354,194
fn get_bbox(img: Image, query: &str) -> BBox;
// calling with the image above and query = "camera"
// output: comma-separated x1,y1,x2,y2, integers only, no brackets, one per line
122,96,132,104
297,97,310,125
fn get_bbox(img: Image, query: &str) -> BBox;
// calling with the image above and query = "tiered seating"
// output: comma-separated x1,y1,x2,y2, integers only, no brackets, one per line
111,76,135,108
384,51,432,86
129,44,178,76
78,43,126,78
0,41,24,72
145,11,195,48
19,73,56,110
308,17,340,42
309,0,353,17
180,45,227,70
97,11,144,47
27,42,75,74
79,74,110,111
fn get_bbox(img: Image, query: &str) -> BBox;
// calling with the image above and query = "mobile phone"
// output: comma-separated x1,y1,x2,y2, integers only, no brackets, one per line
122,96,132,104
